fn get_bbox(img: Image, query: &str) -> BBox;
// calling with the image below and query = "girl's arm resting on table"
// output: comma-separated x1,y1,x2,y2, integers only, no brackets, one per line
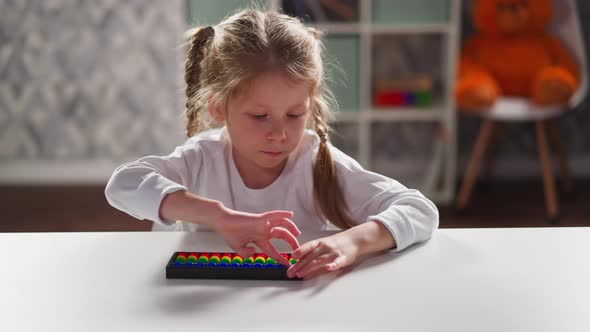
345,220,397,256
287,221,396,279
288,145,438,279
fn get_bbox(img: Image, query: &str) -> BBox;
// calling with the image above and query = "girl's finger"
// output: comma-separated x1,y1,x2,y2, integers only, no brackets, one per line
287,241,321,277
260,210,294,222
294,253,334,278
303,265,331,280
269,227,300,251
291,239,319,260
256,240,290,266
267,217,301,237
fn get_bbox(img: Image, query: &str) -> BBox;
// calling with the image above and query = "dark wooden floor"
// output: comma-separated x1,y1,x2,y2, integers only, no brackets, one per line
1,180,589,232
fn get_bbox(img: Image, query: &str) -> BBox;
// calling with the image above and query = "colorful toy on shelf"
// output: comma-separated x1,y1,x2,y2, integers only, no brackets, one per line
455,0,580,112
166,252,301,280
374,76,433,108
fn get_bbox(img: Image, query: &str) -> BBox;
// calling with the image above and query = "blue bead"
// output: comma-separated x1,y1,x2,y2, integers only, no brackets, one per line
264,263,276,269
253,263,263,268
208,262,218,267
277,264,285,269
219,262,229,268
196,262,206,267
404,92,417,105
174,262,184,266
241,263,252,268
231,263,241,268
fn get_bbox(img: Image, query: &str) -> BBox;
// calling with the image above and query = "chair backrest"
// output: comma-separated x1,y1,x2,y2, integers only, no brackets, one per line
549,0,588,109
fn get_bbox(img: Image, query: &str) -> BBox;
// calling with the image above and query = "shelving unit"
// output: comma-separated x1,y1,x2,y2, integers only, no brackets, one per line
188,0,461,203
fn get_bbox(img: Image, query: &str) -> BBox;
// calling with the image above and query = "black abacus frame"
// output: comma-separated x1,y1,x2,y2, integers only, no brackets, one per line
165,252,302,280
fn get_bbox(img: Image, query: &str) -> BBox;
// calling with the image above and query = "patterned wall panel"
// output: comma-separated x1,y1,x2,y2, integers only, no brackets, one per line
0,0,186,169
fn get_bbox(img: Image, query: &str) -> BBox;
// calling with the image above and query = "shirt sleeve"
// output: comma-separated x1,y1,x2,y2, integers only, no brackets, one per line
104,142,202,226
330,144,439,252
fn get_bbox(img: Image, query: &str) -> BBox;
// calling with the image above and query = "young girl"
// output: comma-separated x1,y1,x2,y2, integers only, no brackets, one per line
105,9,438,280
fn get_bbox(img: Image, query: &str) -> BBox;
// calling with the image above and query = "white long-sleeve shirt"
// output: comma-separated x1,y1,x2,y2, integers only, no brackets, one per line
105,128,439,252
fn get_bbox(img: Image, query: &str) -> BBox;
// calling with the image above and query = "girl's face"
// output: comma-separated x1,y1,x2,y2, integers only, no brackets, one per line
215,71,312,180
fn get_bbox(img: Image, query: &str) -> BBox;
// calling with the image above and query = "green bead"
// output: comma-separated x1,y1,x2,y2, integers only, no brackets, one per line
210,256,220,264
187,256,198,263
221,256,231,264
416,91,432,106
254,257,266,264
175,256,187,264
266,258,277,264
289,258,299,265
197,256,209,263
232,257,244,264
244,257,254,264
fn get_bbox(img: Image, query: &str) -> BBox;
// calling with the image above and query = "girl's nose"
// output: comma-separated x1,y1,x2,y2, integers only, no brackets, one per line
266,123,287,141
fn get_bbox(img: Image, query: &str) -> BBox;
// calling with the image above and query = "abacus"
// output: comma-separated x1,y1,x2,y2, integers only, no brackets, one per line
166,252,301,280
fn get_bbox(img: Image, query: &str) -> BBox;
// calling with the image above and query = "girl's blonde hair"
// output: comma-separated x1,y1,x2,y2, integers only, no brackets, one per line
184,9,354,229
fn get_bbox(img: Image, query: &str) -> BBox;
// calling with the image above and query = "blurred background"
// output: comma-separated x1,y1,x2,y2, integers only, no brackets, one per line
1,0,589,232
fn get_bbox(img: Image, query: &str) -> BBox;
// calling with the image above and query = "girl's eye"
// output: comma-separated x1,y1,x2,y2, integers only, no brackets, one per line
287,114,303,119
250,114,267,120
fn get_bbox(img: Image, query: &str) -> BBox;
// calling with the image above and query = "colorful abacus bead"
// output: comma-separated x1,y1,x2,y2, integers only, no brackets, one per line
231,255,244,267
289,258,299,265
197,253,210,264
209,253,221,267
187,253,198,264
265,257,278,268
253,254,266,268
174,253,188,265
254,254,266,264
196,253,209,267
220,254,232,267
242,256,254,268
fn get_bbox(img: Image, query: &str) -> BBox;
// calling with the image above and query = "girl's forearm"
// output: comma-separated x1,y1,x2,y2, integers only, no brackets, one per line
159,190,227,227
346,221,397,255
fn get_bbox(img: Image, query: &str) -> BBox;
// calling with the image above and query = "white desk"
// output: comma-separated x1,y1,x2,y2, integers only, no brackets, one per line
1,228,589,331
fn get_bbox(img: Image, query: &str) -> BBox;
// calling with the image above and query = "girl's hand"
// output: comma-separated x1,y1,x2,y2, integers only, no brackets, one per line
215,209,301,266
287,232,360,280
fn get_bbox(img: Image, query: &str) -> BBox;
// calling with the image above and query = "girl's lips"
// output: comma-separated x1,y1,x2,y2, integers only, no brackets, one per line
262,151,282,156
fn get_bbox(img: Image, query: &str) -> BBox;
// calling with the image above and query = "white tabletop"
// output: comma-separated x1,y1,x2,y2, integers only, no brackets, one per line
1,228,589,332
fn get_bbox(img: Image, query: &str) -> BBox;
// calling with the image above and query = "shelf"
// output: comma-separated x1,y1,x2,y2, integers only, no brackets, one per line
335,109,442,122
366,109,442,121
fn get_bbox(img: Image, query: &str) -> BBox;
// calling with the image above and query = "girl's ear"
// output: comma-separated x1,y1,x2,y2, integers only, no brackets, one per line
207,95,225,122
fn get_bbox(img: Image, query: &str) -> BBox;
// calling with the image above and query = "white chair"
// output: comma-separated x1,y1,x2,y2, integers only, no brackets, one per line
456,0,588,222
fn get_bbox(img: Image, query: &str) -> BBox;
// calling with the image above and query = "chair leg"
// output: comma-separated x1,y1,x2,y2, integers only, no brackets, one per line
482,122,504,187
547,120,573,194
536,121,559,221
457,119,497,209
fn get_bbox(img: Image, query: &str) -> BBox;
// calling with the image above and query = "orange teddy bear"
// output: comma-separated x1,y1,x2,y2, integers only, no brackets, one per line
456,0,580,112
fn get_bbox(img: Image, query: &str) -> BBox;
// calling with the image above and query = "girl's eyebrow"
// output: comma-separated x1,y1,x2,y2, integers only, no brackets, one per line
244,102,308,111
